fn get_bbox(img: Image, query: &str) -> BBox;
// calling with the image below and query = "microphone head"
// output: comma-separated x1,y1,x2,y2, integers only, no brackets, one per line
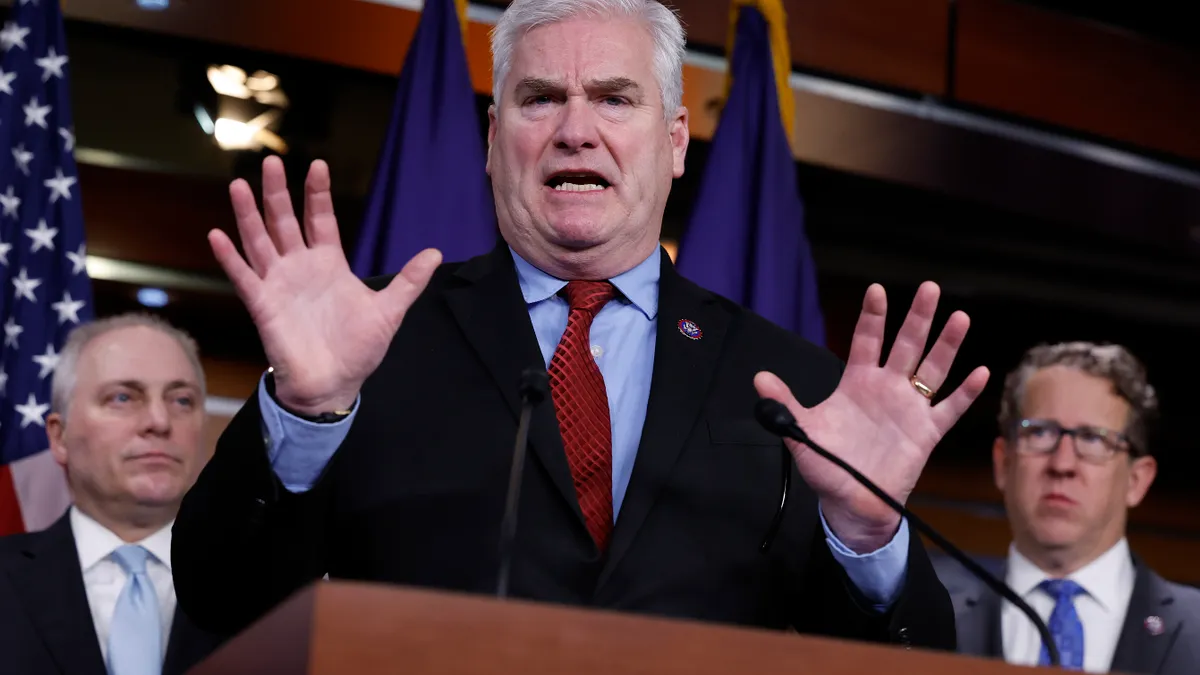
518,368,549,405
754,398,797,436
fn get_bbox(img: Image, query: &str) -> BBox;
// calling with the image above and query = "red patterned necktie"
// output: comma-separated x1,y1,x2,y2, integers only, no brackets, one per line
548,280,617,551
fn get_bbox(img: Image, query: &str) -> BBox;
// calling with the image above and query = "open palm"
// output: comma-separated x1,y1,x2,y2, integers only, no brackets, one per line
756,282,989,551
209,156,441,414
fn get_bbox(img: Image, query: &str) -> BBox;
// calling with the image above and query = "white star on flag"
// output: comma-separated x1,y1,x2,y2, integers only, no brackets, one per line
11,267,41,302
34,45,66,81
33,344,59,379
59,126,74,151
66,243,86,275
51,291,84,324
44,168,76,202
0,238,11,266
23,96,50,128
12,143,33,175
3,317,22,349
24,219,57,252
0,67,15,95
14,393,49,428
0,22,30,52
0,185,20,218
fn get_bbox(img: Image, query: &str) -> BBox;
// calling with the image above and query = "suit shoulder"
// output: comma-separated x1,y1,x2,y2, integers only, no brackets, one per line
360,258,468,294
1160,575,1200,615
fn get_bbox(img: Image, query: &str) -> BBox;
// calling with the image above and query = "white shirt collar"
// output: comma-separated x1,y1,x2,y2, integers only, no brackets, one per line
70,505,174,573
1007,537,1133,612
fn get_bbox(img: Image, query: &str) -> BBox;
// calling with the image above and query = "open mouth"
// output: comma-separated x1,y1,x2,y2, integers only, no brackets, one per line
545,172,610,192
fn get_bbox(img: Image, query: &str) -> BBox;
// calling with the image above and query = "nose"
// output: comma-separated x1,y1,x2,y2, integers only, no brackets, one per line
140,399,171,436
1045,433,1079,475
552,96,599,152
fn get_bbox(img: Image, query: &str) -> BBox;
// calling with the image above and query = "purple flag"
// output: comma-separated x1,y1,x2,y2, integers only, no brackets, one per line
675,5,825,346
352,0,497,277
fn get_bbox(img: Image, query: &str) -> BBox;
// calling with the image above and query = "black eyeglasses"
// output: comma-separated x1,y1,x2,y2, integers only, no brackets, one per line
1013,418,1137,462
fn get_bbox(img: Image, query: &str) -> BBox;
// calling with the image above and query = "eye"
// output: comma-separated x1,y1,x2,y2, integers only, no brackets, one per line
524,95,553,106
602,96,628,106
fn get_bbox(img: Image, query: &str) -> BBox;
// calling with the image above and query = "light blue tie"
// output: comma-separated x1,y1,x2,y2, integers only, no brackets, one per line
1038,579,1085,670
107,545,162,675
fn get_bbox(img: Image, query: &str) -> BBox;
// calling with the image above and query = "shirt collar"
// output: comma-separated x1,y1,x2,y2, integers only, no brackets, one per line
509,245,660,320
70,505,174,573
1007,537,1132,612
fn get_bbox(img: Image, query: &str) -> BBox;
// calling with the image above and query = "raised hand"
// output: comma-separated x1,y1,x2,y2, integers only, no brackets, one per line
209,155,441,415
754,282,990,552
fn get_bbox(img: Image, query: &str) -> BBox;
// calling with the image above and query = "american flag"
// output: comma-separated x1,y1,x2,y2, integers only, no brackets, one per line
0,0,93,536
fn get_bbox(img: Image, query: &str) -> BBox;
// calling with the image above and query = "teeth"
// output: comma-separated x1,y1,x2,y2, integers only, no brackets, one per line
553,183,605,192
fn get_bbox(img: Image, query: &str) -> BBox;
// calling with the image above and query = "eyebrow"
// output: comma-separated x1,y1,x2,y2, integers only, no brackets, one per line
103,379,200,393
514,76,644,99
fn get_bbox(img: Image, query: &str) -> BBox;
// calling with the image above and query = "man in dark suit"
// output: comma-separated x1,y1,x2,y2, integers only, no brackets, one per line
0,314,224,675
934,341,1200,673
172,0,991,651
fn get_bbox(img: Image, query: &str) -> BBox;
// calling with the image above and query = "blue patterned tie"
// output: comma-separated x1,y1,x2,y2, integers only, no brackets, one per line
107,545,162,675
1039,579,1085,669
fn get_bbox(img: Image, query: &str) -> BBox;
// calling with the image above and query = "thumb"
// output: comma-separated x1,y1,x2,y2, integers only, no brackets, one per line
754,370,810,425
379,248,443,324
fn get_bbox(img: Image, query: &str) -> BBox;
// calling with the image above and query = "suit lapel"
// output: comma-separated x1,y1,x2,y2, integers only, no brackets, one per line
1110,565,1182,674
3,513,106,675
442,243,585,523
597,253,729,588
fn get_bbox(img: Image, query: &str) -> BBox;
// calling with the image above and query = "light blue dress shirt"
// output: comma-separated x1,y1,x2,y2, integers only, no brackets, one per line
258,246,910,609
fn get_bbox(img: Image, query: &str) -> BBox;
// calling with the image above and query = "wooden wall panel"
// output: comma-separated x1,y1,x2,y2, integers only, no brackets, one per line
954,0,1200,162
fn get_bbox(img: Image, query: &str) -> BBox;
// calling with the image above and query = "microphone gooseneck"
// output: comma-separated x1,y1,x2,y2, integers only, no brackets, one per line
753,397,1061,667
497,368,550,598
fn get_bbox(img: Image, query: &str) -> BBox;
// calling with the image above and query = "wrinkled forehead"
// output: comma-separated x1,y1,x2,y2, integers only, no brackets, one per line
76,327,201,391
503,15,661,102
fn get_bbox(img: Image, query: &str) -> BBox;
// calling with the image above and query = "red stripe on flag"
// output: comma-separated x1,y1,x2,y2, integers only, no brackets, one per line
0,465,27,536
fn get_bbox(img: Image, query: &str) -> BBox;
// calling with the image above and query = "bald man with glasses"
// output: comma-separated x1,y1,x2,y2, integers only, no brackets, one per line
935,341,1200,674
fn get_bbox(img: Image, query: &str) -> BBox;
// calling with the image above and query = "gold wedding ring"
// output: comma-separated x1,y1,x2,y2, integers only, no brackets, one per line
910,375,936,400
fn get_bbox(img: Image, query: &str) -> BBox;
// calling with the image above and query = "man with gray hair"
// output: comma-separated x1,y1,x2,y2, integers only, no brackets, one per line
0,313,224,675
174,0,987,651
937,341,1200,673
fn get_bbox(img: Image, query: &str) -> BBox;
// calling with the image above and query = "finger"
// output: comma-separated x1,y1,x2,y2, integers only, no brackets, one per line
884,281,940,375
260,155,307,253
931,365,990,435
230,178,279,274
753,371,811,455
208,228,262,304
845,284,887,368
913,310,970,394
378,248,443,325
304,160,342,248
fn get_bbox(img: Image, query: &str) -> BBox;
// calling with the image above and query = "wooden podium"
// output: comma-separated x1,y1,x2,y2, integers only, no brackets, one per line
189,580,1050,674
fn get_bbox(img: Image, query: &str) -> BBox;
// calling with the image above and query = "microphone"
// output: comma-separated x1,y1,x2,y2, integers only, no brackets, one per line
496,367,550,598
754,398,1061,667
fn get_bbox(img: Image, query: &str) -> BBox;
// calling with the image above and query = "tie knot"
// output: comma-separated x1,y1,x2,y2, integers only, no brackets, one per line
112,544,151,575
1039,578,1085,600
563,280,615,316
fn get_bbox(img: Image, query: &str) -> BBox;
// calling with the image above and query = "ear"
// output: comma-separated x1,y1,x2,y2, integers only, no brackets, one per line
46,412,68,467
486,104,498,175
992,436,1010,492
669,106,690,178
1125,455,1157,508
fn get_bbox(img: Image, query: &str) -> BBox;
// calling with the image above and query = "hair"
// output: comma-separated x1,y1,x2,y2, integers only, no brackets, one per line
489,0,687,120
51,312,206,417
997,341,1158,456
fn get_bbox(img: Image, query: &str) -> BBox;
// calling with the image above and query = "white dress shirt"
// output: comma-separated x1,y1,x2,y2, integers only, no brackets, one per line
1002,537,1135,672
70,506,176,661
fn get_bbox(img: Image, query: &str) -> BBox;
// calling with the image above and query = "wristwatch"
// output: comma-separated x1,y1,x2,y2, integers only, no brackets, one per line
265,369,356,424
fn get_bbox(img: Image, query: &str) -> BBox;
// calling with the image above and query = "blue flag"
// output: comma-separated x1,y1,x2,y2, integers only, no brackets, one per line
351,0,497,277
0,0,95,535
675,1,825,346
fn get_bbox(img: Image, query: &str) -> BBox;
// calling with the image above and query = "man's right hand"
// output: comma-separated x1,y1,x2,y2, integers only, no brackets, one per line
209,155,442,416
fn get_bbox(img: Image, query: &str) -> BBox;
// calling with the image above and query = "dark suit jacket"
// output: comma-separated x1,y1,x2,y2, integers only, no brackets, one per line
0,510,224,675
935,553,1200,674
172,243,956,650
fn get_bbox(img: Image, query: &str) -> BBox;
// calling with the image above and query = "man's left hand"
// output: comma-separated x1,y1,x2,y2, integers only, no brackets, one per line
755,281,989,553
